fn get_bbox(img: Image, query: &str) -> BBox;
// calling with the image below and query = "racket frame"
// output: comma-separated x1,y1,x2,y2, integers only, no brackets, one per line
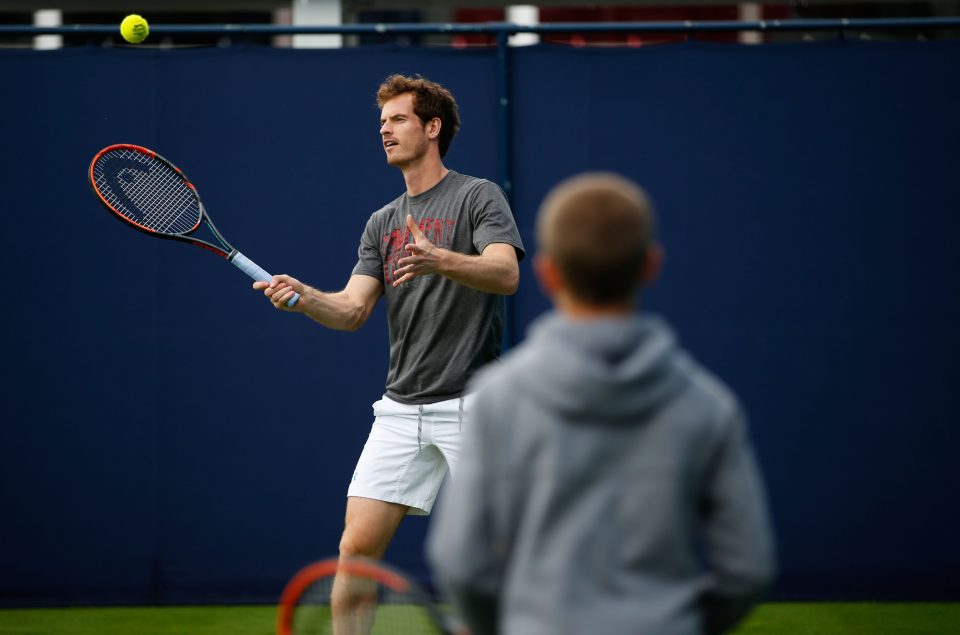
88,143,238,260
276,557,450,635
89,143,299,306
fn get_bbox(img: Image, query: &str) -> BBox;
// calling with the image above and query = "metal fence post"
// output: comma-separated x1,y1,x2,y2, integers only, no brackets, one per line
495,26,518,349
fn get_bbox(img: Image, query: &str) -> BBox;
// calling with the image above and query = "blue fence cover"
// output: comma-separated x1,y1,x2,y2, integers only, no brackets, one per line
1,40,958,605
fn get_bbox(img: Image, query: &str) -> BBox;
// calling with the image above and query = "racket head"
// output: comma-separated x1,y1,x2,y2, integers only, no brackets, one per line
89,144,232,255
276,557,449,635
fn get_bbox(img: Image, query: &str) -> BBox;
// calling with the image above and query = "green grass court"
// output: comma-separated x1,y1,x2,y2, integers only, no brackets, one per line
0,603,957,634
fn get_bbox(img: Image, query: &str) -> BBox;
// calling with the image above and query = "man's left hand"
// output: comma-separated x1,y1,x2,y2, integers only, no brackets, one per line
393,214,447,286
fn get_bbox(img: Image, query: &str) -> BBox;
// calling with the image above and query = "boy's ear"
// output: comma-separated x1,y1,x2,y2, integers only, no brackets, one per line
641,243,664,287
533,252,564,298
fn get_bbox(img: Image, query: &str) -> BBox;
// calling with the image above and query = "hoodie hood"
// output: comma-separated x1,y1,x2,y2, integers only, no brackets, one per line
514,311,690,423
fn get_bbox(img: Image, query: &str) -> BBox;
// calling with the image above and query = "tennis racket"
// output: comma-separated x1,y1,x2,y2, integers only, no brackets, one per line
277,557,453,635
88,143,299,307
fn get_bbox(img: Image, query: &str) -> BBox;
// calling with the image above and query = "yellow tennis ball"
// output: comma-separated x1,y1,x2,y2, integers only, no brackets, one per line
120,14,149,44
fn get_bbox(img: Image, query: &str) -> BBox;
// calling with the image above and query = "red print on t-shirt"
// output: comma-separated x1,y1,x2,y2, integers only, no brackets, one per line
382,217,457,283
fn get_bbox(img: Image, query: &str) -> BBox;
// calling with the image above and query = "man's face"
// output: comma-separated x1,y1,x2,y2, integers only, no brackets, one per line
379,93,432,168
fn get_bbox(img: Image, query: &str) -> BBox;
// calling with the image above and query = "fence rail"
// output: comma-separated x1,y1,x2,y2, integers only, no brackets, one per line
2,17,960,37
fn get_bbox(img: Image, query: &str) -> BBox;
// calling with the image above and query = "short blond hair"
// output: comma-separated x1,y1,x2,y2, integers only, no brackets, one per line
537,173,654,304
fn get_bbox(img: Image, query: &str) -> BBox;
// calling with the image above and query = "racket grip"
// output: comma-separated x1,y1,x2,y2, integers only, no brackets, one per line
231,251,300,307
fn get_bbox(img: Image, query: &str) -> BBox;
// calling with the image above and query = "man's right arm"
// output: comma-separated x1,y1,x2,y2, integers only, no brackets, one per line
700,405,777,634
254,273,383,331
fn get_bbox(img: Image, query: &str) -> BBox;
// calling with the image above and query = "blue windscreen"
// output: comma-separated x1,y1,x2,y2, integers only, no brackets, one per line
1,40,958,604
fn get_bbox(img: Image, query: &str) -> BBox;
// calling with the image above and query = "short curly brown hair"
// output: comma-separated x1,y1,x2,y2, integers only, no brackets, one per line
376,74,461,158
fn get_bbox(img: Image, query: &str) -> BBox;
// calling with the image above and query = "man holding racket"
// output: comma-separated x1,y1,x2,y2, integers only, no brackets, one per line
427,173,775,635
254,75,524,629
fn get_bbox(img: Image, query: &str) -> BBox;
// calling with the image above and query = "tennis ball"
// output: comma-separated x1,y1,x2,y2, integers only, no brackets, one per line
120,14,149,44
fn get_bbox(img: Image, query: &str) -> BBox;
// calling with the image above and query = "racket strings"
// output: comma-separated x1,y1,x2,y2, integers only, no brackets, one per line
290,574,445,634
93,148,201,235
135,168,193,232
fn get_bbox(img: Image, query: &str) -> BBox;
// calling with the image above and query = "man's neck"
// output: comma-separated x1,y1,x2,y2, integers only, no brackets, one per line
402,157,449,197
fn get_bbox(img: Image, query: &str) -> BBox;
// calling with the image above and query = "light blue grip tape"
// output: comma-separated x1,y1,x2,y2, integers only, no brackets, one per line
231,251,300,307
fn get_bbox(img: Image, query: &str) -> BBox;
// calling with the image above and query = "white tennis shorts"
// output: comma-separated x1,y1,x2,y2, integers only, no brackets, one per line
347,393,474,516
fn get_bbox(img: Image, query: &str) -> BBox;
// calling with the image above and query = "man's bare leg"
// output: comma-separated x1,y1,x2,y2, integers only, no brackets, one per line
331,497,409,635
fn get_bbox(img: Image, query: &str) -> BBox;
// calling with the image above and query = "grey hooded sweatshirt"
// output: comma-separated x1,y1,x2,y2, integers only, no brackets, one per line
427,312,776,635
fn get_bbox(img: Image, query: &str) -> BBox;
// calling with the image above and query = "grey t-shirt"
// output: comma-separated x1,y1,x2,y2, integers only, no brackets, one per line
352,171,525,405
